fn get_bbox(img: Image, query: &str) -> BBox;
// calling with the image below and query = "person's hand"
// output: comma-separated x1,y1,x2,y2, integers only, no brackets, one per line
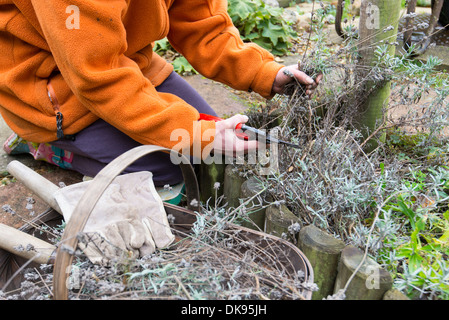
212,114,260,157
272,65,322,97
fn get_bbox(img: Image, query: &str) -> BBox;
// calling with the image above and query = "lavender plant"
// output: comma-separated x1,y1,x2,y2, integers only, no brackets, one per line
241,0,449,299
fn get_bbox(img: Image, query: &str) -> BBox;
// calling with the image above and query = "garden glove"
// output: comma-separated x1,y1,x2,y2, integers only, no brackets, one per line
53,171,175,265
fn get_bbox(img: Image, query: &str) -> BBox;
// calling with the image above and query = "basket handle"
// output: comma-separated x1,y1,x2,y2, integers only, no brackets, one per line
52,145,200,300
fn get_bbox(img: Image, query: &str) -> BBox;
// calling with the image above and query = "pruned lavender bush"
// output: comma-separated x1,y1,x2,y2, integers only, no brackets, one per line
240,2,449,299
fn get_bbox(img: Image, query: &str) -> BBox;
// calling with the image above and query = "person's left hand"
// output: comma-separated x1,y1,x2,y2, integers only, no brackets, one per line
272,65,322,97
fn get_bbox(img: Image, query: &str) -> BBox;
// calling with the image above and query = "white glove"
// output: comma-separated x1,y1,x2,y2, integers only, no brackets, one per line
54,171,175,265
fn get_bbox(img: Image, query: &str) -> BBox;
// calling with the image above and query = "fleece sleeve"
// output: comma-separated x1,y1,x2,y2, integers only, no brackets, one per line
30,0,215,153
167,0,284,99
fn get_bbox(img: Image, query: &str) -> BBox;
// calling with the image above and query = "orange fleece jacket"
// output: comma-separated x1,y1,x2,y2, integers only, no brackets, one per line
0,0,283,153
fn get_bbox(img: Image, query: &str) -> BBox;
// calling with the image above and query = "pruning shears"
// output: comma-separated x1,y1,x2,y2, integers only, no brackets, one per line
199,113,300,149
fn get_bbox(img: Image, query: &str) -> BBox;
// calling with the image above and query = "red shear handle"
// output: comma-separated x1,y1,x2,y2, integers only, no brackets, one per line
199,113,247,139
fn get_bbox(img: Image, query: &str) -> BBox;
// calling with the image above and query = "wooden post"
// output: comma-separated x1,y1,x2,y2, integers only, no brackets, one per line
239,176,270,231
297,225,346,300
356,0,402,151
265,204,301,244
333,245,393,300
383,288,410,300
223,164,246,209
199,158,226,205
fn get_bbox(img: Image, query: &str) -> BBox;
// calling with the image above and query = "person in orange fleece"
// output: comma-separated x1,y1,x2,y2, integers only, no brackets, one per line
0,1,320,186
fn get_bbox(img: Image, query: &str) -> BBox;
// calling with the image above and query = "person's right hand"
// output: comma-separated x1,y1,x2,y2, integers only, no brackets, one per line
212,114,260,157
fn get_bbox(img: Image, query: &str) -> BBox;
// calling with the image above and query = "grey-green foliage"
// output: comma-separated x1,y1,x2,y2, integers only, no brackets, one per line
241,1,449,299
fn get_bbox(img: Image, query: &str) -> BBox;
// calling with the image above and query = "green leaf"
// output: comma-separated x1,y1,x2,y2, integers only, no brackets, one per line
262,28,280,47
243,21,257,35
415,214,427,232
228,0,254,20
227,0,295,56
245,32,260,41
409,253,423,273
172,56,197,75
438,228,449,243
444,210,449,221
252,38,272,51
397,200,416,229
153,38,171,54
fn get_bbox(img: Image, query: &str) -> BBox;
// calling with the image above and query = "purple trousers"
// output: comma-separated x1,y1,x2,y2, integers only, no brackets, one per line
51,72,217,186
